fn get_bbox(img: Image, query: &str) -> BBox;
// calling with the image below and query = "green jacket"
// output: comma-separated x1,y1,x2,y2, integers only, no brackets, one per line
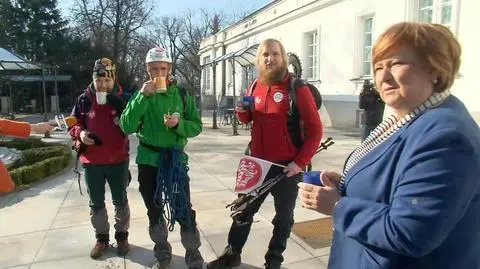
120,83,202,167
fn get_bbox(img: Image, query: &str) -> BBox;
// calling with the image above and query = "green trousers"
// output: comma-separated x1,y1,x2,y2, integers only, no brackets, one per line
83,161,130,237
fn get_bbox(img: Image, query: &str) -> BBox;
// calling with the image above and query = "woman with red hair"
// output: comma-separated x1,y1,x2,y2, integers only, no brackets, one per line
299,22,480,269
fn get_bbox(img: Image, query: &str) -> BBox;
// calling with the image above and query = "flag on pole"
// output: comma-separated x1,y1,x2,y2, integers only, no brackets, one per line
235,156,280,194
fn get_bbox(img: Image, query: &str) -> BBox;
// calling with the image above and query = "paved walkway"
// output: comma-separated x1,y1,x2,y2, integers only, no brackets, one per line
0,119,361,269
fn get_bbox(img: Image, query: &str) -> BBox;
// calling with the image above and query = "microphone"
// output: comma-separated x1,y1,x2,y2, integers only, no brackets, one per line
50,114,77,130
65,116,77,127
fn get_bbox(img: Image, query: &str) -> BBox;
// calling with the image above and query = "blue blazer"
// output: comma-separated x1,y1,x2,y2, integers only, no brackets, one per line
328,96,480,269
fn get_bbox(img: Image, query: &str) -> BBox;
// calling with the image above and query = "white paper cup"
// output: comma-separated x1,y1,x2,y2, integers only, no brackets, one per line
96,92,107,105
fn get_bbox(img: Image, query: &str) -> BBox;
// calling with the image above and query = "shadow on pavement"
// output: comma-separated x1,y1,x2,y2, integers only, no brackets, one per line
125,244,264,269
0,166,78,209
125,244,186,268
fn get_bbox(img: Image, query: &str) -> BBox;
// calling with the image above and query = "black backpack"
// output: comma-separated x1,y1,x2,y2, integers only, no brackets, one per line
247,77,322,150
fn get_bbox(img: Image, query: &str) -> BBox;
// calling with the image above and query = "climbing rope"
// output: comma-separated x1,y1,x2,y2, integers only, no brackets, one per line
153,147,192,231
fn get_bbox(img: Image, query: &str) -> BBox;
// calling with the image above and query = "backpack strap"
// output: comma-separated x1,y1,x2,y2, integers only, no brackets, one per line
78,91,92,130
178,86,188,116
288,77,311,110
286,77,310,149
288,77,299,115
248,79,258,96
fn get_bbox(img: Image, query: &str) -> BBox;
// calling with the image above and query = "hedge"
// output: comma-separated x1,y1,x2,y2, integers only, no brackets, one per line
9,155,72,185
4,138,73,186
9,145,71,169
0,137,50,150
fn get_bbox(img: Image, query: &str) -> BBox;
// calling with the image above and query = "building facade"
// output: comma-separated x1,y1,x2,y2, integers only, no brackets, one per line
199,0,480,129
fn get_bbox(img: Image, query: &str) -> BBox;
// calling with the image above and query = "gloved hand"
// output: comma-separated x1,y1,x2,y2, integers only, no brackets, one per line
87,133,102,145
106,93,126,115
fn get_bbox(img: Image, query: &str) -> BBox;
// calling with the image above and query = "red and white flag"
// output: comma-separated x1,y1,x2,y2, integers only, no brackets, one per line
235,156,279,194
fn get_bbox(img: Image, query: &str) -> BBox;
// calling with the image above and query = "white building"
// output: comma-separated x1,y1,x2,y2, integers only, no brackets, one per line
199,0,480,129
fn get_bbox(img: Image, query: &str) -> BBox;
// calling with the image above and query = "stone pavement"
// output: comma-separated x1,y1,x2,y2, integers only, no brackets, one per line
0,119,361,269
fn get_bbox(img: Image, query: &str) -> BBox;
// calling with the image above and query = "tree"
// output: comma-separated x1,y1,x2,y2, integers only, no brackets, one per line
0,0,16,50
210,13,222,34
71,0,153,89
10,0,67,64
147,9,224,94
149,16,184,76
122,33,154,90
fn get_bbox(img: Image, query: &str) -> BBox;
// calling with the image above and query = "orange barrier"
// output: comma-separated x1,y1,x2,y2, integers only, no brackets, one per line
0,161,14,193
0,119,30,193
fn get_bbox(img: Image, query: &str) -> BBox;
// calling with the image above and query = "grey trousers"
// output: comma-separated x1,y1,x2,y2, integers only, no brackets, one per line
138,164,203,268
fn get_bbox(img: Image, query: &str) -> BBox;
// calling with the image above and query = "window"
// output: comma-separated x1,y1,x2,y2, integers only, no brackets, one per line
418,0,453,27
203,56,211,94
362,17,374,76
303,30,319,80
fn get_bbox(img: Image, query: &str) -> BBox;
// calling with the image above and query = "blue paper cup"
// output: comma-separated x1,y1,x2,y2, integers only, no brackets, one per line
242,96,255,111
303,171,323,186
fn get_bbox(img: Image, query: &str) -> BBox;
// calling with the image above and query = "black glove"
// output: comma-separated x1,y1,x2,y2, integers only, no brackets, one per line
87,133,102,145
106,94,126,116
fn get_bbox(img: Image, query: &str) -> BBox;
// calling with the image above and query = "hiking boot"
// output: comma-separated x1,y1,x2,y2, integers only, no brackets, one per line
207,249,241,269
186,248,204,269
115,231,130,256
264,263,280,269
116,239,130,256
152,262,170,269
90,240,108,259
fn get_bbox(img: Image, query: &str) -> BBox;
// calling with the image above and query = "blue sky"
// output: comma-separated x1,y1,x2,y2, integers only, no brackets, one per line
58,0,272,21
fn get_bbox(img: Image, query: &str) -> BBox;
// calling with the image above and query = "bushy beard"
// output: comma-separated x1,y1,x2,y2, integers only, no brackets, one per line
259,66,286,86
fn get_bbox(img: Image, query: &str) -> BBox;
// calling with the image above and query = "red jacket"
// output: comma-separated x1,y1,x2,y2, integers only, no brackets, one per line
237,75,323,168
69,86,129,165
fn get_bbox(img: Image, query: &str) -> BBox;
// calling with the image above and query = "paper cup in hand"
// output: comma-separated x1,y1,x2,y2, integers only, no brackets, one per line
303,171,323,186
96,92,107,105
242,96,255,111
154,77,167,93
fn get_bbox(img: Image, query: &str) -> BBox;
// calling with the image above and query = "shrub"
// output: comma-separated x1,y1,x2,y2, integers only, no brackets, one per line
9,145,70,169
9,169,23,185
7,142,73,187
21,162,45,184
0,138,50,151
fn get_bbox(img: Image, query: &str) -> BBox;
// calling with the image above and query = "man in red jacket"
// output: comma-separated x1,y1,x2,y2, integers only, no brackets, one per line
69,58,131,259
208,39,323,269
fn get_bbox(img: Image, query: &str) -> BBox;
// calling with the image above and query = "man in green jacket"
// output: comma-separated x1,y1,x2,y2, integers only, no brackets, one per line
120,46,203,269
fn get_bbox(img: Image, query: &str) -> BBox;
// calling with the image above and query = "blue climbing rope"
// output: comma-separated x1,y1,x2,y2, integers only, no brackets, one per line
153,147,192,231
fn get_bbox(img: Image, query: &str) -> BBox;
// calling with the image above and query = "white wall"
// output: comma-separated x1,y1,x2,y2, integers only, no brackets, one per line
451,0,480,119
